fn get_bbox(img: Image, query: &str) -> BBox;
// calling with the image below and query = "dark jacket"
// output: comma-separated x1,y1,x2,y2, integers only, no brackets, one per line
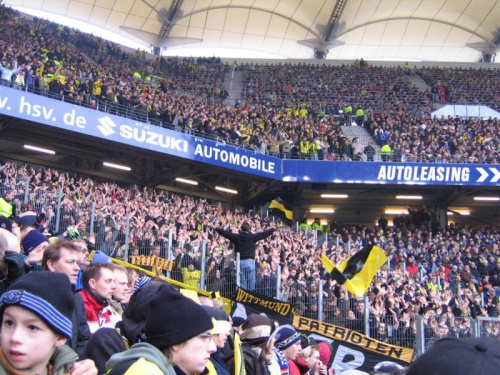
215,228,275,260
209,352,230,375
69,291,91,359
225,344,267,375
84,327,127,374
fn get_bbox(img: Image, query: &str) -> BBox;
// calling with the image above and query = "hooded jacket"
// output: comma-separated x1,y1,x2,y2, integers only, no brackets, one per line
106,342,176,375
0,344,77,375
215,228,275,260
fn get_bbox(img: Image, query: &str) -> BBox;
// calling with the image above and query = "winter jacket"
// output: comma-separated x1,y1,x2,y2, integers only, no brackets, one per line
181,267,201,288
0,343,77,375
106,342,176,375
0,197,13,218
292,356,311,375
68,292,91,359
225,344,268,375
79,289,120,334
207,352,230,375
215,228,275,260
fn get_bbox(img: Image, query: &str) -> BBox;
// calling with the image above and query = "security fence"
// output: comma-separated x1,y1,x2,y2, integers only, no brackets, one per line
6,176,500,359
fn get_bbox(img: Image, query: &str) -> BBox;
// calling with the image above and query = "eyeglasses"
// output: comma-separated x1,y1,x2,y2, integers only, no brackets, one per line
197,333,214,344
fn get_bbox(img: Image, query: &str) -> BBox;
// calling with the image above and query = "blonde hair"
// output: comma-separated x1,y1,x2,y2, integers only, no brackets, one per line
299,344,319,360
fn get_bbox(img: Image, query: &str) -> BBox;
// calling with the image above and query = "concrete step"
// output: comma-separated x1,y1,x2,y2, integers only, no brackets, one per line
224,70,245,101
341,125,381,160
408,74,431,92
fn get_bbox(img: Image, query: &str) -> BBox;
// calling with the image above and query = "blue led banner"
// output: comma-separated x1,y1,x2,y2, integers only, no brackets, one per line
0,87,279,179
283,160,500,187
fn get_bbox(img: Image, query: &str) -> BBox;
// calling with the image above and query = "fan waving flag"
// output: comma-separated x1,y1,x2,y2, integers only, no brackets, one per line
321,245,387,297
269,198,293,226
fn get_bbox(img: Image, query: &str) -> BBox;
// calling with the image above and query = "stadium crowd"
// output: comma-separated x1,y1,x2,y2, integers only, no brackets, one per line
1,160,500,356
1,6,500,164
418,66,500,110
0,4,500,374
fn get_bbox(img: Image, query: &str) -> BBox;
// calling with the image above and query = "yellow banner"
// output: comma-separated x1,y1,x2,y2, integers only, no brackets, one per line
108,255,233,315
130,255,174,272
293,315,414,363
234,287,291,316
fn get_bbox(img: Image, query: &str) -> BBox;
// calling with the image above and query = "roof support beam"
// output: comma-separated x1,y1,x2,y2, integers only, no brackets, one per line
159,0,184,38
336,17,495,46
324,0,349,42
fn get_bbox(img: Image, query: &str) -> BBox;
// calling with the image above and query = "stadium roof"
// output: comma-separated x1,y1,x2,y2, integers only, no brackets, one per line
7,0,500,62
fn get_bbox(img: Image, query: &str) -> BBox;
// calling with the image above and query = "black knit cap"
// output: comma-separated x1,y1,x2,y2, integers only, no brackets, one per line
0,272,74,339
145,284,213,349
120,282,166,345
407,337,500,375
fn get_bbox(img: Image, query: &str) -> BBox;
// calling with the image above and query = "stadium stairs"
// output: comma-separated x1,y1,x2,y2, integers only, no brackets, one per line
407,73,432,92
341,125,381,161
224,70,245,106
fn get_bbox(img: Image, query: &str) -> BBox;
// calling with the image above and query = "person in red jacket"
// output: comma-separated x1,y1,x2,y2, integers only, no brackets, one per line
79,264,119,334
406,256,420,278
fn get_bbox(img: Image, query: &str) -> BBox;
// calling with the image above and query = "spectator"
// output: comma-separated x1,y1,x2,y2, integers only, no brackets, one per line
109,264,131,313
214,221,275,291
0,228,24,293
203,305,232,375
0,271,97,375
234,314,277,375
21,229,49,270
363,140,376,161
0,190,15,218
106,285,216,375
79,264,119,333
270,325,302,375
42,239,91,358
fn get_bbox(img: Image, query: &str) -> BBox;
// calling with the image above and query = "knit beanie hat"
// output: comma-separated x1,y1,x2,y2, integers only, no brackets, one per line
0,217,12,232
0,271,74,339
231,302,247,328
18,211,37,227
91,250,112,264
317,342,332,366
240,314,274,346
202,306,231,335
22,229,48,254
275,325,301,351
406,337,500,375
120,282,165,345
145,284,213,349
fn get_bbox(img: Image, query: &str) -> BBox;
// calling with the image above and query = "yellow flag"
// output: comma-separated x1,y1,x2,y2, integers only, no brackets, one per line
321,245,387,297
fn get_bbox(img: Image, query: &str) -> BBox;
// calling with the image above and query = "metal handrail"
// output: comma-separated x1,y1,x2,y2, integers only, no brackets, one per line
2,81,499,165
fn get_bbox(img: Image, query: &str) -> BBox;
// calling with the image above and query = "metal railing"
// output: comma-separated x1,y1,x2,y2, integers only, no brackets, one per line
2,81,499,164
4,160,500,360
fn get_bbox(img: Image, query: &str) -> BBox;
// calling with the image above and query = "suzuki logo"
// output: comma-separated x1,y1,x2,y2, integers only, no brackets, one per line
97,116,117,137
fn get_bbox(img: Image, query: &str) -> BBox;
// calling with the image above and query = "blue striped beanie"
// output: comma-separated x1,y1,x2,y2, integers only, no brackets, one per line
275,325,301,350
0,272,74,339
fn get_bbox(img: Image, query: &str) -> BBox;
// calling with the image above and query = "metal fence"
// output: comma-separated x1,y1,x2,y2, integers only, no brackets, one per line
5,173,500,358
